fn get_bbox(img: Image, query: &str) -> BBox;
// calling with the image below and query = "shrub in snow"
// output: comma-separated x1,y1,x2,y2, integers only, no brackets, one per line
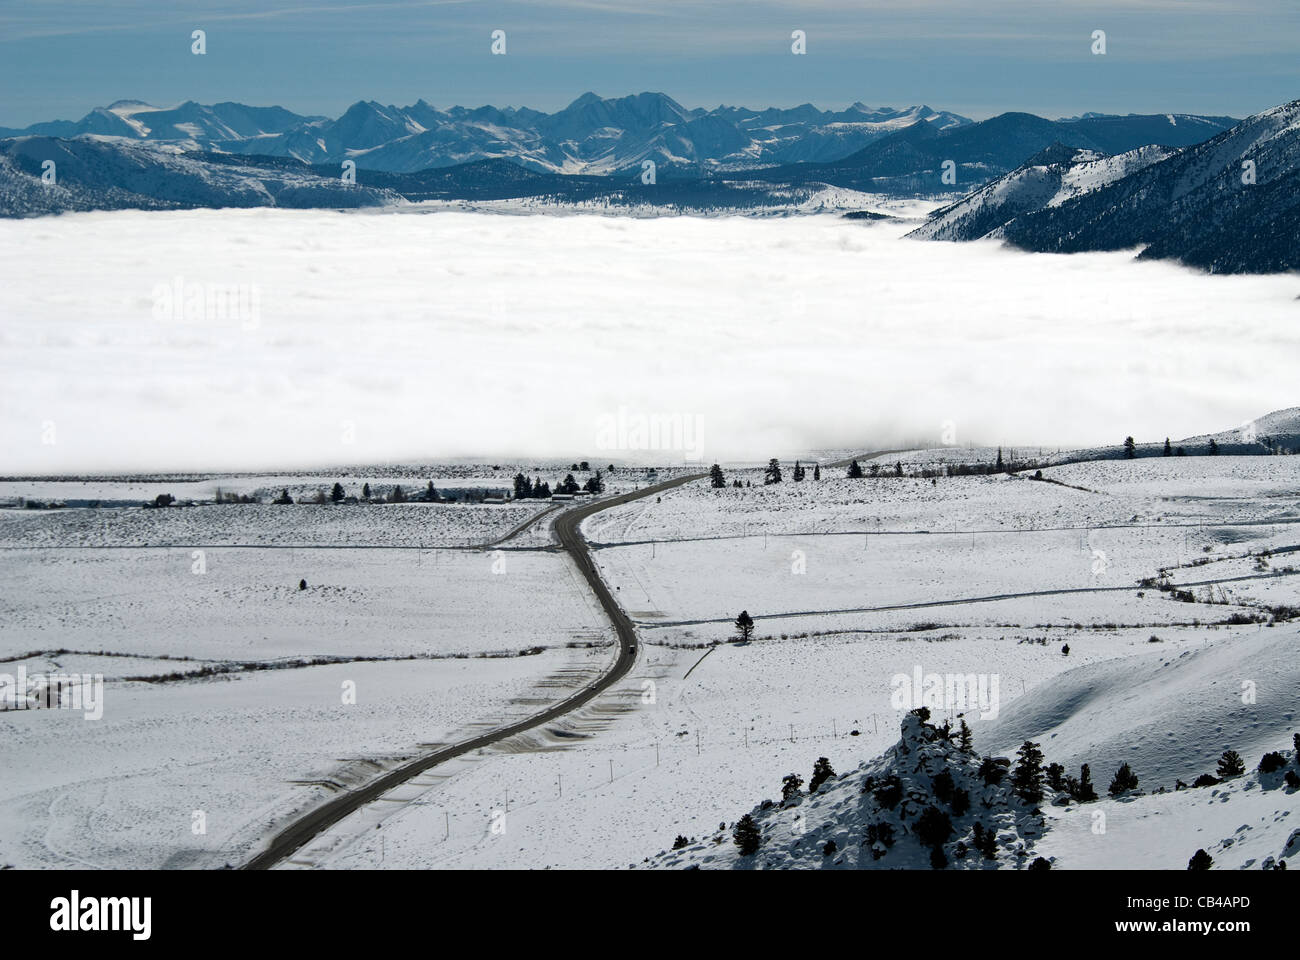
1187,849,1214,870
672,835,690,850
1216,750,1245,779
915,806,954,851
978,756,1009,786
972,822,998,860
1108,762,1139,796
1045,763,1067,793
781,773,804,804
1070,764,1099,803
1284,771,1300,790
872,774,903,810
931,770,955,806
733,815,761,856
1192,774,1220,788
822,839,837,857
950,788,971,817
864,822,896,859
1258,752,1287,774
1029,857,1051,871
809,757,836,794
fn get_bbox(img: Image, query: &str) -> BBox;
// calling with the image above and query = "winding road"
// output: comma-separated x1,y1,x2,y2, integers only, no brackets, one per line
242,471,704,870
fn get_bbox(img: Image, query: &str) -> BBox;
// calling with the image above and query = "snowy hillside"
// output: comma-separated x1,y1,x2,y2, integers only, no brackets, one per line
649,710,1055,870
0,136,398,216
652,630,1299,870
994,99,1300,273
908,143,1174,241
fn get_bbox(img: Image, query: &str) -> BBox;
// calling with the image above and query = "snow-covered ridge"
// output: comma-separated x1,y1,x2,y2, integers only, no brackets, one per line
908,142,1175,242
652,628,1300,870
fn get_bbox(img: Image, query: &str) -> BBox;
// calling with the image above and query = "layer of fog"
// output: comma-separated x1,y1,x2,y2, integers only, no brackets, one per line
0,208,1295,474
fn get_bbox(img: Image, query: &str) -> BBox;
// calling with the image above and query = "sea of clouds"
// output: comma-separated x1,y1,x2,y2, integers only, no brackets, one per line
0,207,1295,473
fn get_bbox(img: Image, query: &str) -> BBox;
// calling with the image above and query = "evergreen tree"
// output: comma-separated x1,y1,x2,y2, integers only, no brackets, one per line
894,461,903,477
273,488,293,505
388,485,407,503
1012,740,1045,803
1208,438,1220,455
792,461,805,482
1045,763,1067,793
847,459,864,479
1123,436,1137,458
972,822,998,860
733,610,755,643
1216,750,1245,779
559,473,580,495
764,459,782,484
330,482,345,503
813,464,821,480
958,719,973,753
1074,764,1098,802
931,770,955,805
996,447,1004,472
978,756,1008,786
733,814,761,856
1163,437,1173,456
513,473,531,499
709,463,726,488
950,788,970,817
809,757,836,793
914,806,953,851
584,471,605,494
1187,849,1214,870
422,480,438,502
361,482,371,501
1108,762,1139,796
781,773,804,804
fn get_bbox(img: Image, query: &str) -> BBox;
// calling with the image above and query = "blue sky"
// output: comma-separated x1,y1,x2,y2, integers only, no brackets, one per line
1,0,1297,126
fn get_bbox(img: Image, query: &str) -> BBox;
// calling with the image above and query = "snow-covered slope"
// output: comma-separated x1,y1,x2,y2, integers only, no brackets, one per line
652,629,1300,869
649,711,1054,870
0,136,400,215
995,99,1300,273
908,142,1174,241
980,629,1300,789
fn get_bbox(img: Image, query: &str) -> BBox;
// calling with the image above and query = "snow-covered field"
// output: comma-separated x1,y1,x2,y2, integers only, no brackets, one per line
0,494,626,868
220,454,1298,871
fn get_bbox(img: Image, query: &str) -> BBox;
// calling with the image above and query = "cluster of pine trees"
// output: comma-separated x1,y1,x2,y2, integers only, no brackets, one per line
512,470,605,499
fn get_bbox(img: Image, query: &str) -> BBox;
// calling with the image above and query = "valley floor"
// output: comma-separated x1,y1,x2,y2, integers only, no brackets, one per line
0,454,1296,869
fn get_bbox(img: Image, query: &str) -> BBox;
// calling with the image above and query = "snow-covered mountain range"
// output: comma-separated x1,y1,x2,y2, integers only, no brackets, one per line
0,93,970,175
913,98,1300,273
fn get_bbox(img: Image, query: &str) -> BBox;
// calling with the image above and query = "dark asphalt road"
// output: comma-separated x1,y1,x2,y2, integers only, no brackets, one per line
242,471,703,870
